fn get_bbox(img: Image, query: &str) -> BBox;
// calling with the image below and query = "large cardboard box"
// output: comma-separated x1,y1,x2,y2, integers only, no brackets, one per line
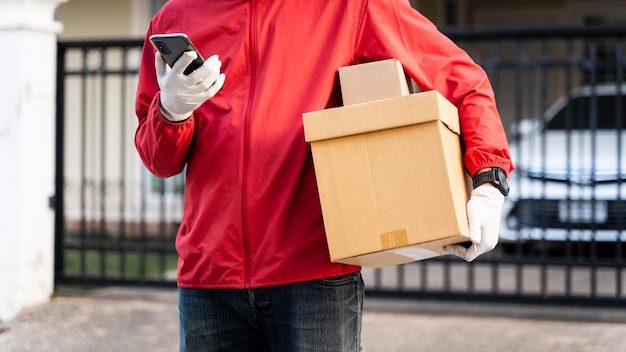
302,59,470,268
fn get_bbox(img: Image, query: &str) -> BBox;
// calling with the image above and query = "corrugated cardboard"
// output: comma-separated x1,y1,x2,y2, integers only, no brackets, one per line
303,91,460,141
338,59,411,105
302,59,471,268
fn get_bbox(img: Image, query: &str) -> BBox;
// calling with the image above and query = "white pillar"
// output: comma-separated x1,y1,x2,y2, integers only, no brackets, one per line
0,0,67,322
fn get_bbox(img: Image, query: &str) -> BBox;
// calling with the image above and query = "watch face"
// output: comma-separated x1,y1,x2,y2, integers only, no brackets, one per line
472,168,510,196
496,168,510,196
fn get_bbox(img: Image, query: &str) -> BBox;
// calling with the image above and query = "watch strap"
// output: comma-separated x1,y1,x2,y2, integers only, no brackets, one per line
473,167,509,196
472,169,496,189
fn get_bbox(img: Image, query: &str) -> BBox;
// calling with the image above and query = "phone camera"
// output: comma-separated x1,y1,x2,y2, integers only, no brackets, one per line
154,41,172,55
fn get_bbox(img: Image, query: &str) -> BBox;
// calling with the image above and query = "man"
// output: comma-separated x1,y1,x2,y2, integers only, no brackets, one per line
135,1,513,351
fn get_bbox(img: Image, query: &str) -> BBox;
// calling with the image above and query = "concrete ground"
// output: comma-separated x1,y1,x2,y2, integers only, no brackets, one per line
1,286,625,352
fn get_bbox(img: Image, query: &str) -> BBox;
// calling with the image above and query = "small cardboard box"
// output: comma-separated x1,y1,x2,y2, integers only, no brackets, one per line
338,59,411,105
302,59,470,268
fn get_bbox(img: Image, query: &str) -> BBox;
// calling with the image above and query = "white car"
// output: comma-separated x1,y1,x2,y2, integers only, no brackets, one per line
500,83,626,244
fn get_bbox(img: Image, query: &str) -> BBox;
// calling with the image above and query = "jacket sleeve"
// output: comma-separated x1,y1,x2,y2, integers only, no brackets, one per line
134,26,195,178
354,0,514,177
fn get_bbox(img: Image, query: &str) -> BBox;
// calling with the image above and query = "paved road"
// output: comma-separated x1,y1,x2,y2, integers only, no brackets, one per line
1,286,625,352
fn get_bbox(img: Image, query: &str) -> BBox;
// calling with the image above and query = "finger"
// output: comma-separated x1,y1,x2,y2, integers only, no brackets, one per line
184,54,219,86
469,221,482,245
188,54,218,77
172,51,198,74
447,243,480,262
205,54,219,63
466,217,484,262
467,201,483,245
188,57,222,94
464,244,480,262
444,244,468,261
204,56,223,87
155,52,168,76
207,73,226,97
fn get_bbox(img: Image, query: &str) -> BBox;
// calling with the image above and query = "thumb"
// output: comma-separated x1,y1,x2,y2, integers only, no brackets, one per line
467,197,483,245
172,51,198,74
155,52,168,77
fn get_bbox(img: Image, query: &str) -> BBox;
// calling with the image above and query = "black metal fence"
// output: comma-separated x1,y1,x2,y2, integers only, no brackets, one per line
55,26,626,306
54,39,179,287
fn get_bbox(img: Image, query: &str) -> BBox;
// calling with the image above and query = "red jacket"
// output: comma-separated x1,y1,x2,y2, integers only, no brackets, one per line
135,0,513,289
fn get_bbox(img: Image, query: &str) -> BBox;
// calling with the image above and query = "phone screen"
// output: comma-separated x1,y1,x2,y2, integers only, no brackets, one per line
149,33,204,75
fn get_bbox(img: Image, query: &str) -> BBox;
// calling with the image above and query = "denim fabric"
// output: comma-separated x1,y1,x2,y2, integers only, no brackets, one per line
178,272,364,352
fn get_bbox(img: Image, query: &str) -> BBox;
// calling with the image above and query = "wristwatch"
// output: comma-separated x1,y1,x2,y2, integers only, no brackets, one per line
472,167,510,196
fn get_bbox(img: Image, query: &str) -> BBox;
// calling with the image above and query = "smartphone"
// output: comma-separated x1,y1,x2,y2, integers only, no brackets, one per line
149,33,204,75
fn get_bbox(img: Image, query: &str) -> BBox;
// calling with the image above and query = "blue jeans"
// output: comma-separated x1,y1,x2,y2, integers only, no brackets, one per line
178,271,364,352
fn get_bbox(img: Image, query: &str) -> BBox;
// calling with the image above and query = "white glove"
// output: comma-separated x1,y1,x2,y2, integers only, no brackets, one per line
155,51,226,121
445,184,505,262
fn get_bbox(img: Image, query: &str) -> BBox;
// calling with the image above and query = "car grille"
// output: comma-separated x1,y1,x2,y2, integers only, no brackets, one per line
513,199,626,229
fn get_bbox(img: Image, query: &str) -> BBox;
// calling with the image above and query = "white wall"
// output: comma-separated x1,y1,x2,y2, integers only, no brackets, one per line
0,0,66,322
56,0,149,40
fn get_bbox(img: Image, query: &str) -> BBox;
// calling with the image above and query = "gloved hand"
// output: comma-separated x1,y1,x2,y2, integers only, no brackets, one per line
445,184,504,262
155,51,226,122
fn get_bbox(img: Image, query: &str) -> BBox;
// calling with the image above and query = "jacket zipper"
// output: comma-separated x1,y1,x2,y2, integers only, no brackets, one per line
242,0,257,288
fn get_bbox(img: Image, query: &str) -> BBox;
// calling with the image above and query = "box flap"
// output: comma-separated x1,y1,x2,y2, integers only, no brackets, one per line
303,90,459,142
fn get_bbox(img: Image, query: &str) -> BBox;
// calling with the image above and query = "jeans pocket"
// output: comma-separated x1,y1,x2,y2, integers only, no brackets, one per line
317,272,360,286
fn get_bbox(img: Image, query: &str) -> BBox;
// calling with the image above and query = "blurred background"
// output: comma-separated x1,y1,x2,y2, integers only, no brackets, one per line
52,0,626,306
